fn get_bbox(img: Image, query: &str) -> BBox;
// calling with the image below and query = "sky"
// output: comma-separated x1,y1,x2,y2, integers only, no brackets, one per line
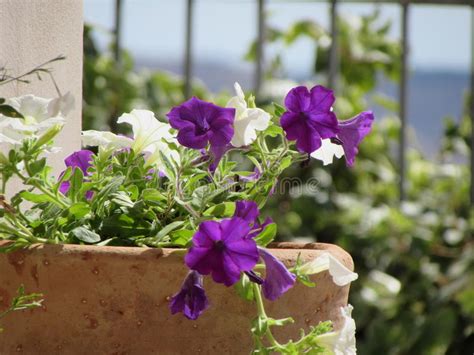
84,0,472,74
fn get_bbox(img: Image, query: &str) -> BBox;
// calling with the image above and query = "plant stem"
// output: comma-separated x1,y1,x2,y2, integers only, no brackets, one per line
18,161,68,209
252,283,284,350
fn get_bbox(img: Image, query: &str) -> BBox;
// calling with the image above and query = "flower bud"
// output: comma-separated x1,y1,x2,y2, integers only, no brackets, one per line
32,123,63,150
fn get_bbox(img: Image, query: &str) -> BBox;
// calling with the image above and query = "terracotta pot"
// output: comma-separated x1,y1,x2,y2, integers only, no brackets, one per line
0,242,353,354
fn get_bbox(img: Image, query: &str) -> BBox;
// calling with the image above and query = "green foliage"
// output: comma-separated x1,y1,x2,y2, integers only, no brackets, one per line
0,285,43,333
246,10,473,354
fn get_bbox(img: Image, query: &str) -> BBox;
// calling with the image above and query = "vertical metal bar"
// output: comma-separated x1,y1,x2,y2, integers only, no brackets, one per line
328,0,339,90
470,5,474,205
114,0,123,64
254,0,265,96
399,2,409,201
184,0,194,99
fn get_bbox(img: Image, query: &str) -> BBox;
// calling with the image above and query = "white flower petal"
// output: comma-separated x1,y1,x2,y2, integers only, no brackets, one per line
310,139,344,166
6,95,51,122
48,91,75,117
246,108,271,131
117,109,177,153
227,83,270,147
317,305,357,355
0,132,21,145
234,82,245,101
81,130,133,150
299,252,358,286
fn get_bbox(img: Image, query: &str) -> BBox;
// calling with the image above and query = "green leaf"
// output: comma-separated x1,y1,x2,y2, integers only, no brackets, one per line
254,223,277,247
251,316,268,337
158,150,177,180
235,274,255,301
191,186,209,209
142,188,167,206
169,229,194,247
19,191,56,204
273,103,286,118
93,176,125,209
279,156,293,171
268,317,295,327
69,167,84,201
71,226,100,243
264,124,283,138
203,202,236,218
68,202,91,219
156,221,185,240
28,158,46,176
0,104,24,118
111,191,134,208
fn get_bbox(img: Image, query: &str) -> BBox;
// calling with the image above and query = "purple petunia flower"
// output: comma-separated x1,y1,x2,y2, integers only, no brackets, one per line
234,200,259,224
169,270,209,320
59,150,94,199
185,218,259,287
258,248,296,301
233,200,272,239
167,97,235,170
281,85,339,154
337,111,374,167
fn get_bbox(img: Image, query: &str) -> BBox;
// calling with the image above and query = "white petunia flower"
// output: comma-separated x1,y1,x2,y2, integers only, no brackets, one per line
82,110,180,171
226,82,270,147
0,93,73,152
81,130,133,152
299,252,358,286
116,109,180,167
310,139,344,166
316,305,357,355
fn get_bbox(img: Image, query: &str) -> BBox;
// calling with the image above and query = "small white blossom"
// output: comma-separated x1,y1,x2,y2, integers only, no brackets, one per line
316,305,357,355
81,130,133,152
83,110,180,170
116,109,180,167
0,93,73,152
299,252,358,286
310,139,344,165
226,82,270,147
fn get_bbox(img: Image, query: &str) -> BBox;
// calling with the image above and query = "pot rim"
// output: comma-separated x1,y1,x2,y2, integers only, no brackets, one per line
0,240,353,268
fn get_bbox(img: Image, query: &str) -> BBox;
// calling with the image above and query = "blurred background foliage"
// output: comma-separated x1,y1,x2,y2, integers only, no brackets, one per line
83,10,473,354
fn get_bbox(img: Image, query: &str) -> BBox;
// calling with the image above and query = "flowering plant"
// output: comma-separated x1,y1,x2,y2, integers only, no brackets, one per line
0,82,373,353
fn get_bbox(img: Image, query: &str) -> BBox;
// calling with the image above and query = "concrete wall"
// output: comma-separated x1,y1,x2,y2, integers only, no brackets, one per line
0,0,83,195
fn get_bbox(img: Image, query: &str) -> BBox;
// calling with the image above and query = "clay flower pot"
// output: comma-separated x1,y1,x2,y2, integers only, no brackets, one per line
0,242,353,354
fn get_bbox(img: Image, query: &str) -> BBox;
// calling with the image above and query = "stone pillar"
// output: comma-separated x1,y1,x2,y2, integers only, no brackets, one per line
0,0,83,195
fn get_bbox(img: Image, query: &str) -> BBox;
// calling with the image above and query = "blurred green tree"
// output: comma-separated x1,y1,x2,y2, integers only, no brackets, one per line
246,10,473,354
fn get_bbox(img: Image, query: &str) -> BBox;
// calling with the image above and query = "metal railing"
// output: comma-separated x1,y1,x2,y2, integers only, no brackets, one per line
111,0,474,204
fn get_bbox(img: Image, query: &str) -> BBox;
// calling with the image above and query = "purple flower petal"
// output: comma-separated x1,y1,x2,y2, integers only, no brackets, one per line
240,167,262,182
281,85,339,154
284,86,311,112
176,126,209,149
234,200,259,224
59,181,70,195
64,150,94,174
185,217,258,287
258,248,296,301
58,150,94,196
169,271,209,320
310,85,335,112
166,97,235,168
337,111,374,167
